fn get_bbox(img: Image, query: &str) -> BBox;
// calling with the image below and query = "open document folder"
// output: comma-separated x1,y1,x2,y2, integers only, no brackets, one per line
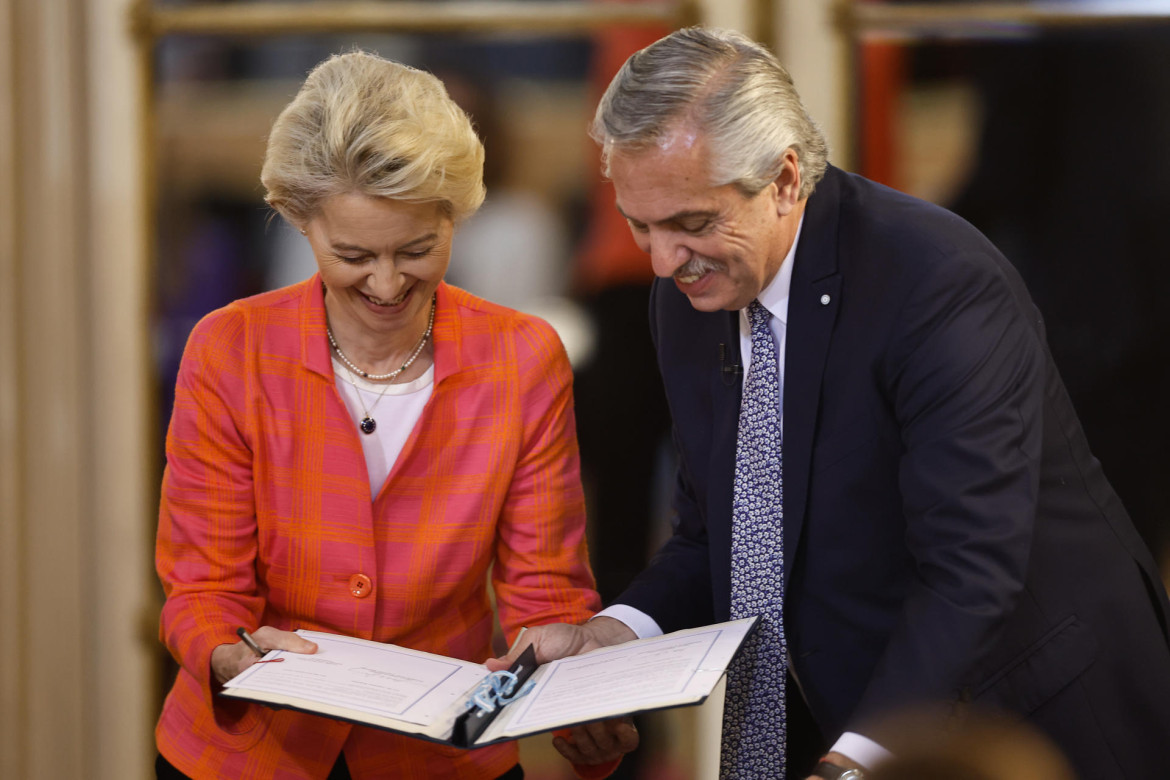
220,616,759,748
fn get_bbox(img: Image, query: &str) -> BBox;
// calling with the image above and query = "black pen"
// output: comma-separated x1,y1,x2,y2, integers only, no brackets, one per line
236,627,265,657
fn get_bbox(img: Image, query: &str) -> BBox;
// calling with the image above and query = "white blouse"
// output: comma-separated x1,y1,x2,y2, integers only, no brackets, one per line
331,356,434,497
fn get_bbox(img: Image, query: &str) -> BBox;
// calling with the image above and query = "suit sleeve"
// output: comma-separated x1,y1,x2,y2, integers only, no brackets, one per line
616,455,716,632
611,281,716,632
492,317,601,637
849,249,1045,726
156,306,263,722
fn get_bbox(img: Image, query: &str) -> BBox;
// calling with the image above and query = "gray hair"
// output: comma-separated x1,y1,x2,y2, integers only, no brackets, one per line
590,27,828,198
261,51,486,227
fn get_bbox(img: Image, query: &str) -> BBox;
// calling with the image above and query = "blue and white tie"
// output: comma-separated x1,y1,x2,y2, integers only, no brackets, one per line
721,300,787,779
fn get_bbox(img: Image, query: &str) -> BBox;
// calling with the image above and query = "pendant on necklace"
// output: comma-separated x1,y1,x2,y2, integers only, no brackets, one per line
360,417,377,435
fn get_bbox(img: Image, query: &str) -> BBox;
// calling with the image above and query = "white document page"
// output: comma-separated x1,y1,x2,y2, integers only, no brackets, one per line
481,617,757,742
223,631,486,735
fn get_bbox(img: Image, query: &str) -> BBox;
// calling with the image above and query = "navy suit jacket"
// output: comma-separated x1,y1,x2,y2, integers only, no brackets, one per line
616,166,1170,776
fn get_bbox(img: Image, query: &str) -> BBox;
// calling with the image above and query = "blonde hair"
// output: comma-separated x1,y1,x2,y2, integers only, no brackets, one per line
261,51,486,226
591,27,827,199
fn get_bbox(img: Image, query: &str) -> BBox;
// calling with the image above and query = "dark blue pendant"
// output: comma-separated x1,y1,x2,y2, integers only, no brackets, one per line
360,417,376,435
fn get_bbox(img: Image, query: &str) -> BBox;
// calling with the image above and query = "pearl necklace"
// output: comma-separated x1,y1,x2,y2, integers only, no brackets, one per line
327,295,435,434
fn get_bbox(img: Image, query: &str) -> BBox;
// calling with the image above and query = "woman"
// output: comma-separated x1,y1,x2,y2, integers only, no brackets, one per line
155,51,602,779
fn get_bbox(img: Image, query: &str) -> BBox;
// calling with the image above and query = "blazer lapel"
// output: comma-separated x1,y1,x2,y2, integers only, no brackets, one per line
782,167,844,590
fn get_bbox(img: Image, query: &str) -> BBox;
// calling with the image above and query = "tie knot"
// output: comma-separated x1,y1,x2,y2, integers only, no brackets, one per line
748,300,772,331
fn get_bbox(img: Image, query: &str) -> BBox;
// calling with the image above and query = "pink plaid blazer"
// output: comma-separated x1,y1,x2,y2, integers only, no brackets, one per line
156,277,600,779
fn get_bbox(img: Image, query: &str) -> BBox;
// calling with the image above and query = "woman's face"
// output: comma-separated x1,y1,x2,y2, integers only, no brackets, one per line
304,192,453,342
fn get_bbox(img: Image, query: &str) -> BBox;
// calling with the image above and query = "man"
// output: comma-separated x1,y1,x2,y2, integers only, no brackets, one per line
495,26,1170,779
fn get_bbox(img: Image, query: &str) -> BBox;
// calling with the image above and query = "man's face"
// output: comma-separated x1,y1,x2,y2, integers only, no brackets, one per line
609,126,802,312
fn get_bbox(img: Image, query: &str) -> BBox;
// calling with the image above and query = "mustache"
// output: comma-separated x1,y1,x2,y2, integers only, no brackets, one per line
673,255,720,279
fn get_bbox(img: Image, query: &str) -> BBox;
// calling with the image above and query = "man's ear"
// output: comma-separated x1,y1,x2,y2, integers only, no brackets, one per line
773,148,802,215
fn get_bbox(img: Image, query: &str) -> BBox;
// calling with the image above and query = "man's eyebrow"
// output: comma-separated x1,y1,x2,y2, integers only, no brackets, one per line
615,205,717,225
615,204,638,222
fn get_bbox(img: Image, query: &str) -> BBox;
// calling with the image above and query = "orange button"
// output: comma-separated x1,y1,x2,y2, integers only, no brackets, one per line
349,573,373,598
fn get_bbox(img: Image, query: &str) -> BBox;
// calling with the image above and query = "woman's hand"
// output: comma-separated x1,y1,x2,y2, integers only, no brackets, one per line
210,626,318,685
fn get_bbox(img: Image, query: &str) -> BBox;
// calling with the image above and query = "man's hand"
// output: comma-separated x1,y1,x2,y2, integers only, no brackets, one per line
553,717,640,767
485,618,641,774
484,617,637,670
210,626,318,685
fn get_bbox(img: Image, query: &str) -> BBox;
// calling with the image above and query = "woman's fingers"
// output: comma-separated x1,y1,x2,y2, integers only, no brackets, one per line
252,626,318,655
211,626,318,684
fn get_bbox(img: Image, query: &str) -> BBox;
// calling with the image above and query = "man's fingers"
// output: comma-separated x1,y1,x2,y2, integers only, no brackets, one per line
485,628,538,672
592,717,638,754
552,733,590,765
555,719,639,765
580,721,618,756
613,717,639,752
487,620,638,671
484,642,525,672
484,633,530,671
485,623,585,669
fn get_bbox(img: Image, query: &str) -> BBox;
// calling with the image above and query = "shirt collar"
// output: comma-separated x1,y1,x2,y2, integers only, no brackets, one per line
750,212,804,324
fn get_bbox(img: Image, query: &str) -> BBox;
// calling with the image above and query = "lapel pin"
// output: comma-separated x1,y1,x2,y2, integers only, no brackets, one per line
819,294,831,305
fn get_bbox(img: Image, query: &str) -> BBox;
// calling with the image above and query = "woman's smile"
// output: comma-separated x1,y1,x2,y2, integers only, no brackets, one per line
359,284,413,313
303,193,454,374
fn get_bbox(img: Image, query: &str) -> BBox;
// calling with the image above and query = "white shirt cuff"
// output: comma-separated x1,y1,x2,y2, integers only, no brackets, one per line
830,732,894,770
593,609,891,771
592,604,663,639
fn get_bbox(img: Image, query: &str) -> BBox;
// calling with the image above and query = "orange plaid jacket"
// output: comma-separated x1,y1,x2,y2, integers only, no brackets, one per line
156,277,600,779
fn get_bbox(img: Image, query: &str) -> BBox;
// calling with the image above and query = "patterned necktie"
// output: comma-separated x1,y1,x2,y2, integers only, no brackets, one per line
721,300,787,779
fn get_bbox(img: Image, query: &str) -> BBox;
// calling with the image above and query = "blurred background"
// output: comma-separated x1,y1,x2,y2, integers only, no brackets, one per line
3,1,1169,778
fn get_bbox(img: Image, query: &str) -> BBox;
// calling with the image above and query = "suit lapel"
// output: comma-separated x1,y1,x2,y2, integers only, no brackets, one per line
782,167,844,590
708,310,743,615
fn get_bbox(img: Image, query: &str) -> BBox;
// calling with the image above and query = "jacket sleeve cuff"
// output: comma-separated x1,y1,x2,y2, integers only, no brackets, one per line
188,622,254,727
